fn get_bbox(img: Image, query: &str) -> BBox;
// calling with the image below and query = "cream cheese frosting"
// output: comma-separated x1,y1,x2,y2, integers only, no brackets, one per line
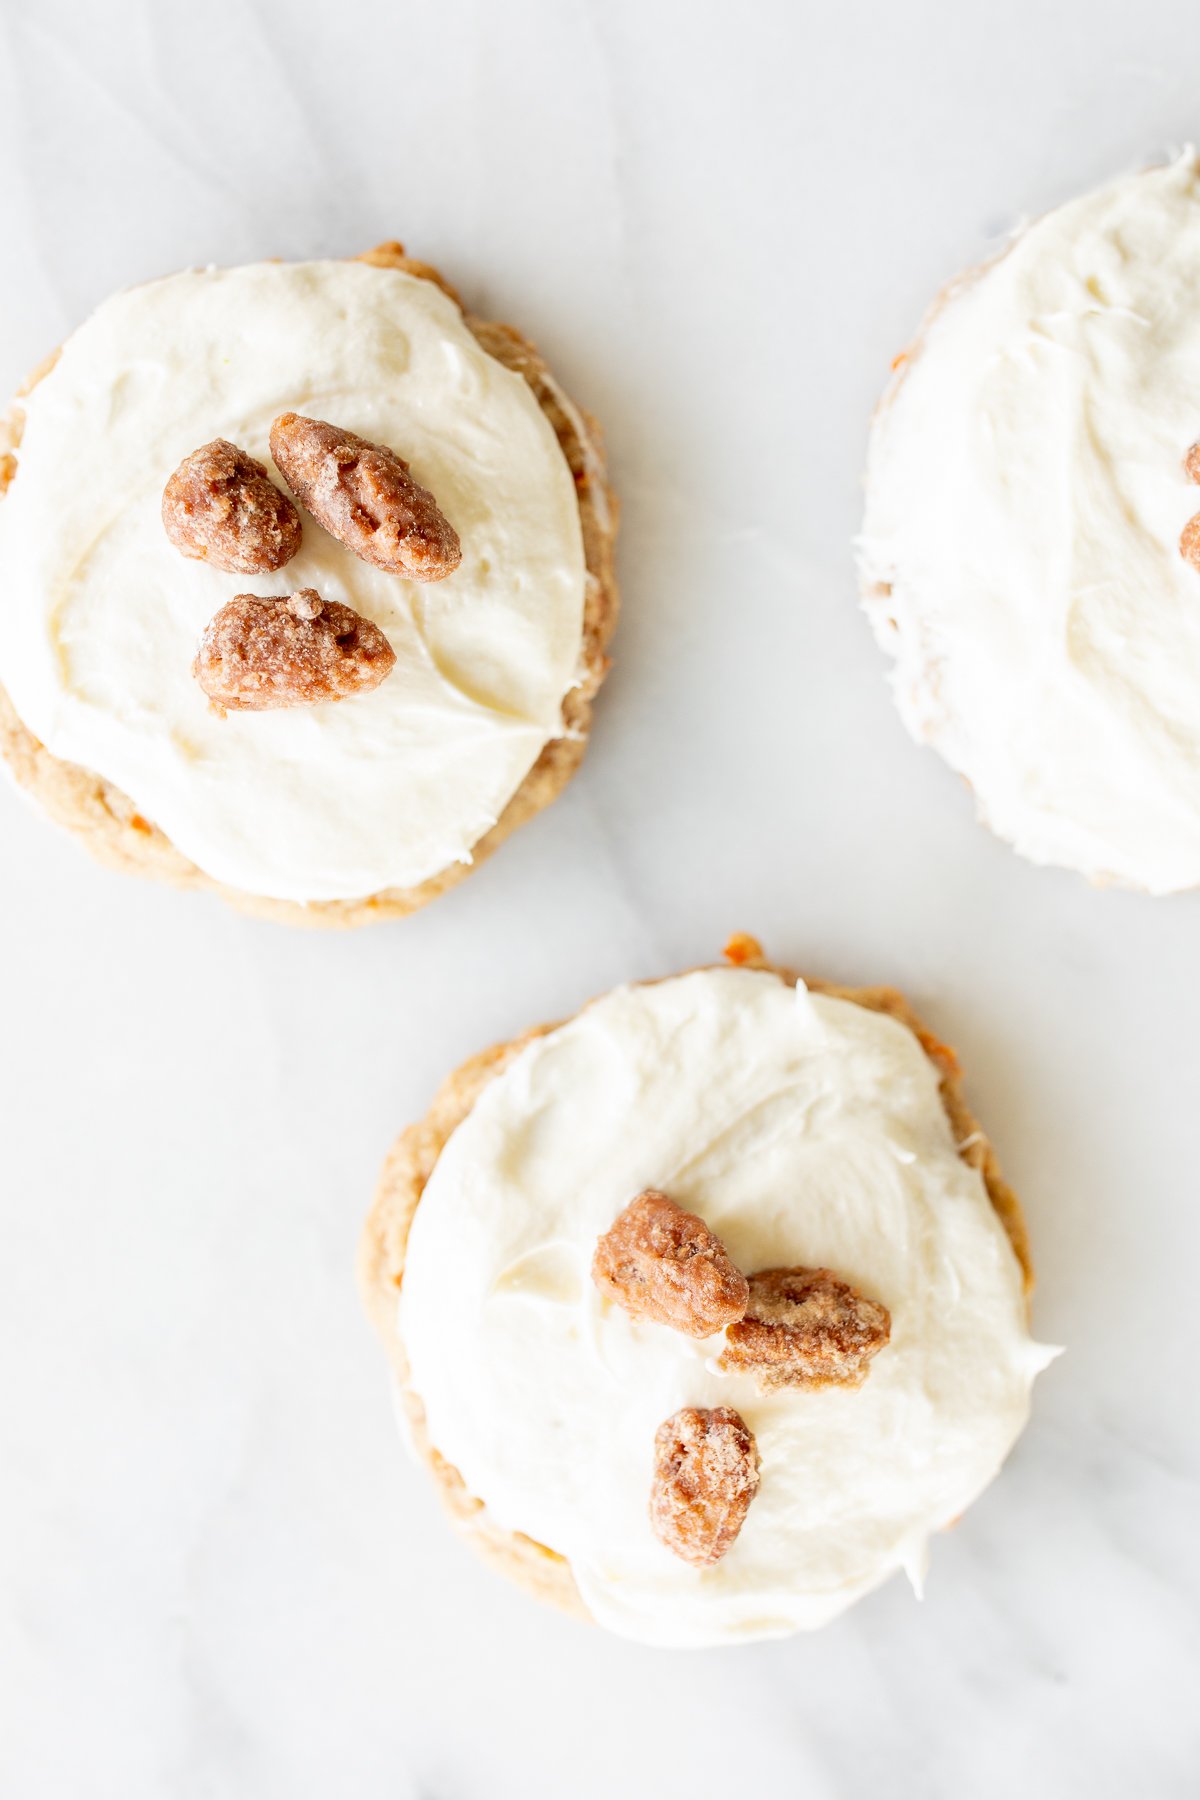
0,261,587,901
860,151,1200,893
399,968,1052,1648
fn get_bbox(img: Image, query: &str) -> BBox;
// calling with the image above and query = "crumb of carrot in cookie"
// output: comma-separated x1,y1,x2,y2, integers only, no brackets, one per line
913,1023,961,1079
269,412,461,581
718,1267,890,1393
193,589,396,712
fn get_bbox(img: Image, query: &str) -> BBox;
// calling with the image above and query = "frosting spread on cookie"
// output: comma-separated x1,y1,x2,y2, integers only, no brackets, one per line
399,969,1052,1647
0,262,587,900
860,151,1200,893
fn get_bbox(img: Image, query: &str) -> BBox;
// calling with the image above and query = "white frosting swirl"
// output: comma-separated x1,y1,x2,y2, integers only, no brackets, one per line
860,151,1200,893
0,262,586,901
399,969,1052,1647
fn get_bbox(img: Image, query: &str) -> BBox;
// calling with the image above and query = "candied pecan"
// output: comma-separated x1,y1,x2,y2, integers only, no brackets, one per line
914,1023,960,1080
269,412,461,581
718,1267,890,1392
591,1190,749,1338
162,439,301,573
1182,512,1200,572
649,1406,759,1567
193,589,396,712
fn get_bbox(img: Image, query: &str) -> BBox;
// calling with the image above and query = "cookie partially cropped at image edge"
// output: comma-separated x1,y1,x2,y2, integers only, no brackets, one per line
360,942,1055,1647
0,246,617,925
860,151,1200,894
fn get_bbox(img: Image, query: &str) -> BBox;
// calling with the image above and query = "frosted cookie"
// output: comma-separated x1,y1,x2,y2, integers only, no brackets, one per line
860,152,1200,893
360,941,1053,1647
0,246,617,924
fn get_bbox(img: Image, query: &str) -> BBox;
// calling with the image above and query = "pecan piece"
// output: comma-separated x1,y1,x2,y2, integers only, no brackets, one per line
193,589,396,712
649,1406,760,1567
592,1190,749,1338
1180,444,1200,569
162,439,301,573
269,412,461,581
718,1267,890,1392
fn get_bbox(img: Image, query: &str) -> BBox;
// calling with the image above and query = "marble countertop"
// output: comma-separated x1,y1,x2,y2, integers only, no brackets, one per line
1,2,1198,1795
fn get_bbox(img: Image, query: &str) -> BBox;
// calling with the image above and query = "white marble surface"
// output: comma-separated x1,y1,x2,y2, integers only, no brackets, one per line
1,2,1198,1794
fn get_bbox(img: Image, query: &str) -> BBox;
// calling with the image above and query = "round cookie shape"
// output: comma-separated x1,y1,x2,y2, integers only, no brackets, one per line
0,249,617,922
361,961,1051,1648
860,152,1200,893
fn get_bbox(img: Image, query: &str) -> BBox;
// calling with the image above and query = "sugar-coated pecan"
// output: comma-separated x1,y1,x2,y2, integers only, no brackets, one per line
718,1267,890,1392
193,589,396,712
649,1406,760,1567
268,412,461,581
592,1190,749,1338
162,439,301,573
1181,445,1200,568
